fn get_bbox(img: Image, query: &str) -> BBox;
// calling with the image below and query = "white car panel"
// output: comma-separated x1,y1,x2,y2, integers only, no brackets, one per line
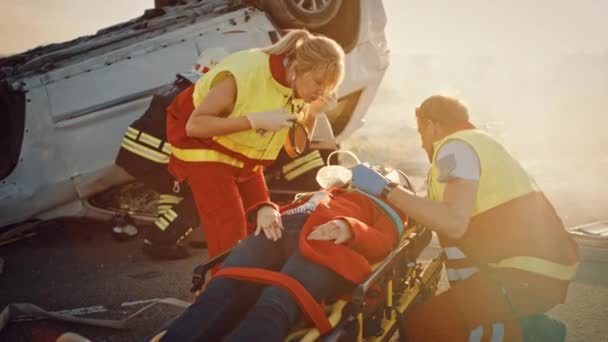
0,1,390,227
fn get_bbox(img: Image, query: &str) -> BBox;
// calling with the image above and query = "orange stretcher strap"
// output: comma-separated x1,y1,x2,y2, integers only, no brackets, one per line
215,267,332,335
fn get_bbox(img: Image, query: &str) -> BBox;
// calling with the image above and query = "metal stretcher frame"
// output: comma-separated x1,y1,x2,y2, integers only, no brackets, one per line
189,225,445,342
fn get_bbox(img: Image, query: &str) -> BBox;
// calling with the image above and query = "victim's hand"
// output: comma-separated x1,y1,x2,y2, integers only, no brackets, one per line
307,219,352,244
255,206,283,241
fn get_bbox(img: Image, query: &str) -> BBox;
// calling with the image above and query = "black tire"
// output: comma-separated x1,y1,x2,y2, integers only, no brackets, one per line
259,0,343,29
154,0,179,8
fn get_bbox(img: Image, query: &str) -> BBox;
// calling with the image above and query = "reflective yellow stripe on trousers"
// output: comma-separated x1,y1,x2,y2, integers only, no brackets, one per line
121,137,169,164
121,127,170,164
443,246,578,281
489,256,579,281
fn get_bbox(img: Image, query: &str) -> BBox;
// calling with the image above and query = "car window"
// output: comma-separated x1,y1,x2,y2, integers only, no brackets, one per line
0,82,25,180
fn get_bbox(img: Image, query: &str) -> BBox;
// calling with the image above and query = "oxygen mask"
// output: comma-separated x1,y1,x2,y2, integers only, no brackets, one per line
316,150,361,189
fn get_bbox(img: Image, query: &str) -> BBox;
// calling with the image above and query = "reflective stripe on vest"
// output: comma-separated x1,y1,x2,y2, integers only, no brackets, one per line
212,130,289,162
171,145,244,168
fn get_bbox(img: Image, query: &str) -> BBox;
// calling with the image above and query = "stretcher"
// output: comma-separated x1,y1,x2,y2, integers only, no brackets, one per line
151,163,443,341
184,224,443,342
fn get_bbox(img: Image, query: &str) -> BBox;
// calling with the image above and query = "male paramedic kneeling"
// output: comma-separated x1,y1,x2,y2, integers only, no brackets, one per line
352,95,579,342
166,29,344,269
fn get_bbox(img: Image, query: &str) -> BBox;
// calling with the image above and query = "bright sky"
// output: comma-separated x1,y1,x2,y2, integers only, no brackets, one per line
0,0,151,55
384,0,608,56
1,0,606,212
1,0,607,56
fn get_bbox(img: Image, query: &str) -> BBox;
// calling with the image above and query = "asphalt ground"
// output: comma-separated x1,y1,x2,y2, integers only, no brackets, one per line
1,216,607,342
2,154,608,342
0,219,207,342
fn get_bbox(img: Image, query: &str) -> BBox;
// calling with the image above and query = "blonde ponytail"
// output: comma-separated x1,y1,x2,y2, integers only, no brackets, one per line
260,29,313,55
261,29,345,95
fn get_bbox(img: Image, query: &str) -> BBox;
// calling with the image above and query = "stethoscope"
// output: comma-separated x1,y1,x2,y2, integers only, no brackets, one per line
257,72,311,159
282,60,312,157
284,92,311,157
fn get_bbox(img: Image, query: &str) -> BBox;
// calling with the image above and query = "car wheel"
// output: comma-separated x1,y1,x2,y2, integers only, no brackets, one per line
260,0,343,29
154,0,179,8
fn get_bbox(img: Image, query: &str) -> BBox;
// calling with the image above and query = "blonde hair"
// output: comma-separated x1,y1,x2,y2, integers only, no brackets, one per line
416,95,470,127
260,29,345,93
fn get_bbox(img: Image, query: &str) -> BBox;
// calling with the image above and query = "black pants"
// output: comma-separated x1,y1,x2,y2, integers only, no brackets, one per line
132,165,199,246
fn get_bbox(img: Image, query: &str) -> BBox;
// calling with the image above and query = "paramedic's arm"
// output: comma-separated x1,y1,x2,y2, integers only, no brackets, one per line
185,76,247,138
385,179,478,239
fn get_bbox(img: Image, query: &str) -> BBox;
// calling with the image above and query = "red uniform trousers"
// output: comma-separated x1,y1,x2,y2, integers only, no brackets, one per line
180,162,270,264
405,269,567,342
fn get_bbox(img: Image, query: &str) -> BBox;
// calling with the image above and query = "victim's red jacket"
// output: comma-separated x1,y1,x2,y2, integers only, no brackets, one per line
247,188,404,284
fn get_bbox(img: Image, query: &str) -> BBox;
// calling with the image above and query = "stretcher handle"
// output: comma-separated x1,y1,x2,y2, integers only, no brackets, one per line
190,247,234,293
352,227,430,303
324,227,433,342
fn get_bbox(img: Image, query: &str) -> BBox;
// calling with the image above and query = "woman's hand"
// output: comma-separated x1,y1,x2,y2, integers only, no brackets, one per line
246,109,295,132
307,219,352,244
255,206,283,241
308,91,338,115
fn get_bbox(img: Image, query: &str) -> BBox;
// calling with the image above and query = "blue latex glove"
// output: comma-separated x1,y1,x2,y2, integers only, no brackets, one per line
351,164,390,196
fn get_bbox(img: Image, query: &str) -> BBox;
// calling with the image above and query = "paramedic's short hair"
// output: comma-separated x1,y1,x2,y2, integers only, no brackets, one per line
415,95,470,127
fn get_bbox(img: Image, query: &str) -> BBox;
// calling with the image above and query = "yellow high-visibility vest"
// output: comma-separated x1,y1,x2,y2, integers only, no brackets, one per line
428,129,538,215
428,129,578,281
184,50,304,164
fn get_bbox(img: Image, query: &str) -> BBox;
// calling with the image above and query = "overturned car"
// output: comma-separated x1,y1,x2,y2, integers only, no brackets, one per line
0,0,390,228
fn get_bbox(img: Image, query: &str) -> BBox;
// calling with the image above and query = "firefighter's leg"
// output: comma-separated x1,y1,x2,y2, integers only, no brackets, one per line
405,273,524,342
186,163,249,264
137,168,200,259
142,191,199,259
